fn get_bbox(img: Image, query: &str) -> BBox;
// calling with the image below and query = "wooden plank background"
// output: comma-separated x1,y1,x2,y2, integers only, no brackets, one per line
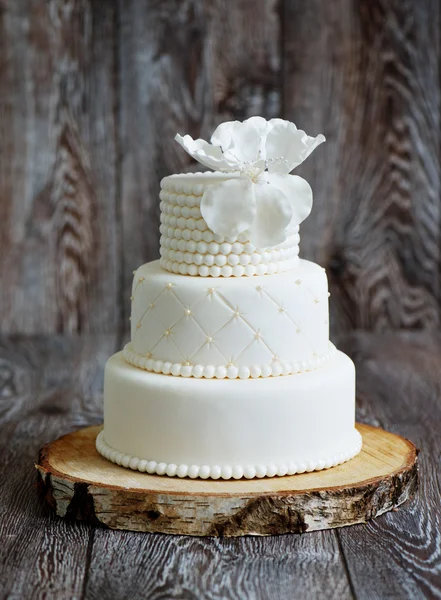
1,0,440,335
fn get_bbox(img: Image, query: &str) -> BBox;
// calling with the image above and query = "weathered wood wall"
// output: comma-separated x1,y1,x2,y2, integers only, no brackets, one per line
1,0,440,335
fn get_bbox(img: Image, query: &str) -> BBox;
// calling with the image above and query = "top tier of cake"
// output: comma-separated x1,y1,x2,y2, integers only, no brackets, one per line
159,172,300,277
164,117,325,279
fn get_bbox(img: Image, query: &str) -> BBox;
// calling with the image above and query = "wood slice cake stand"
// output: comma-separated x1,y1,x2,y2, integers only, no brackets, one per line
36,424,418,536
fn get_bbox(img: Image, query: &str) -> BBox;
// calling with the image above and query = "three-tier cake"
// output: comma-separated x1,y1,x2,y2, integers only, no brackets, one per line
96,117,362,479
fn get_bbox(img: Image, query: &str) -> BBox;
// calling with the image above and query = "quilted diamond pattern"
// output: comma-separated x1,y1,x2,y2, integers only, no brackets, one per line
213,317,257,362
189,291,235,335
130,260,329,369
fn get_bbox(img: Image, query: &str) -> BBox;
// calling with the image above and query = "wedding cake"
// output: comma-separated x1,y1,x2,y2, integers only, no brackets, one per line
96,117,362,479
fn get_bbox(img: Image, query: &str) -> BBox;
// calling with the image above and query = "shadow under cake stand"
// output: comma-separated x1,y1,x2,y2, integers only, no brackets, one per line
36,424,418,536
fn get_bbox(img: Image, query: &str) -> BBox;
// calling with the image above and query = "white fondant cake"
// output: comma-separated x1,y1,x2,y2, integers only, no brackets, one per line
97,116,362,479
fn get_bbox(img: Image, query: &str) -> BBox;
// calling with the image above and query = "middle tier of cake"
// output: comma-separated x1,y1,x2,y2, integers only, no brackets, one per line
125,259,332,379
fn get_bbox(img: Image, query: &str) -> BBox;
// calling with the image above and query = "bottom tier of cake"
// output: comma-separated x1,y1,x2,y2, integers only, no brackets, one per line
97,350,362,479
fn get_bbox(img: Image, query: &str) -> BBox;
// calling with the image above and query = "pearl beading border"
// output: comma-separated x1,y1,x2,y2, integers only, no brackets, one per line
159,229,299,256
159,198,299,247
159,256,300,277
159,203,299,244
160,236,298,260
159,200,299,240
96,430,363,479
159,174,300,278
159,225,299,277
161,171,239,196
123,343,336,379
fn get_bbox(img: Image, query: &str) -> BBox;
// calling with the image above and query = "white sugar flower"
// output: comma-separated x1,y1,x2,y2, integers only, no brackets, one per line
175,117,325,248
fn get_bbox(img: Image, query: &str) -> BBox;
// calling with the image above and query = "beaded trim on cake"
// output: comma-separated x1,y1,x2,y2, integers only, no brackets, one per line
159,256,300,277
96,429,363,479
122,342,336,379
159,173,300,277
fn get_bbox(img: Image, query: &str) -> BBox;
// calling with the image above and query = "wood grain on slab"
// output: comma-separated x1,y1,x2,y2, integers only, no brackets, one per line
36,424,417,536
118,0,281,326
283,0,441,334
0,1,119,334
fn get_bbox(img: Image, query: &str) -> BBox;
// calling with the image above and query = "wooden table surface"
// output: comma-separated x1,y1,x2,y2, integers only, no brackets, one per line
0,331,440,599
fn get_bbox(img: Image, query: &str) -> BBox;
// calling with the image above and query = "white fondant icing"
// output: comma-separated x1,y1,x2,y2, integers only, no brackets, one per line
97,350,361,479
129,259,330,378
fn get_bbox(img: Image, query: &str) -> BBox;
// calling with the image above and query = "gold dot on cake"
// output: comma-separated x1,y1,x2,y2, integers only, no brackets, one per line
254,331,262,340
207,287,215,295
165,282,173,289
295,279,302,285
138,277,145,283
227,361,235,368
184,360,192,366
296,327,302,334
164,329,171,336
256,285,263,292
136,322,142,329
206,336,213,344
184,308,191,316
149,303,155,309
314,298,320,304
145,352,152,359
272,355,280,362
278,306,285,313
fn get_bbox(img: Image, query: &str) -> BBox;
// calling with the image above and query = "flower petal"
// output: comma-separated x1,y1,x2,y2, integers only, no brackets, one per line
200,177,256,238
212,120,262,165
266,173,313,225
265,122,325,173
175,134,236,170
210,122,236,151
247,180,293,248
244,116,271,160
245,116,271,136
269,117,292,129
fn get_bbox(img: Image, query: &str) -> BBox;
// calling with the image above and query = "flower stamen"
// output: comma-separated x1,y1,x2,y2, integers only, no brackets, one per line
241,163,266,183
